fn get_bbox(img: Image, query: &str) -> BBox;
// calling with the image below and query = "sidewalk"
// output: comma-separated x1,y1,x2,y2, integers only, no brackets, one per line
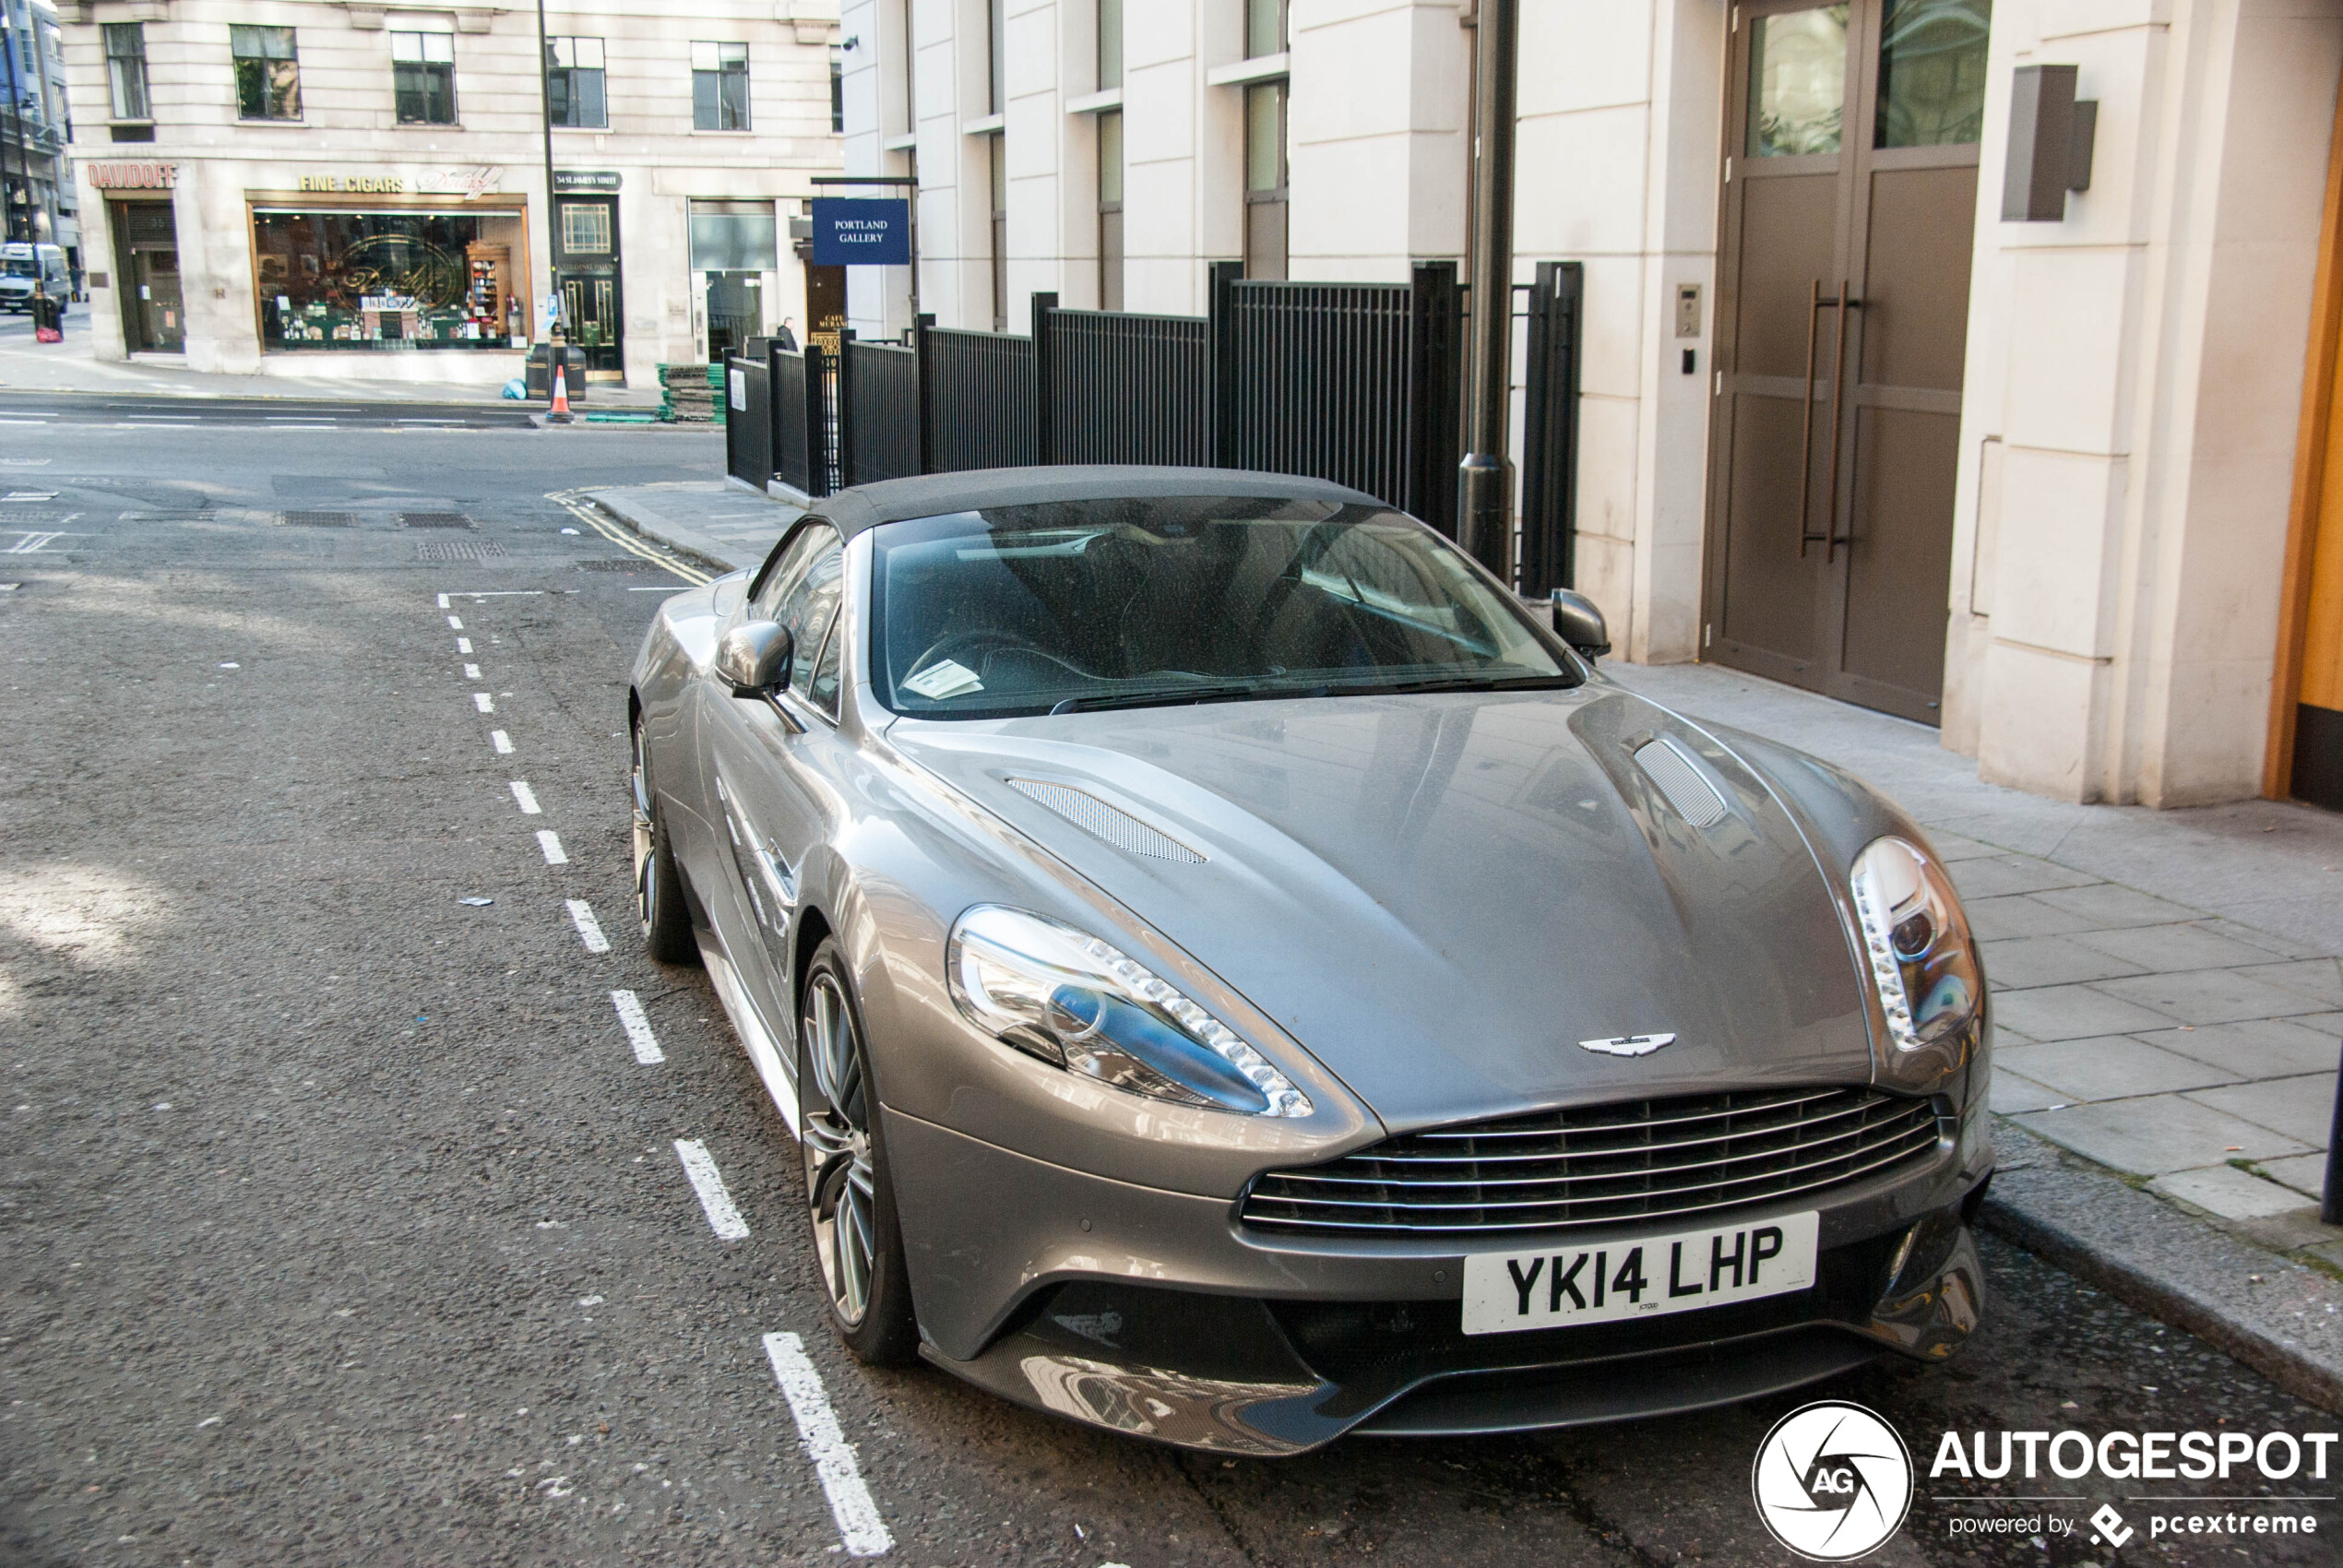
585,476,2343,1409
0,306,664,407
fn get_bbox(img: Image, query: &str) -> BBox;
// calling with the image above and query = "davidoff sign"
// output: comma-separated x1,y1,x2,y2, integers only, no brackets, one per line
88,161,178,191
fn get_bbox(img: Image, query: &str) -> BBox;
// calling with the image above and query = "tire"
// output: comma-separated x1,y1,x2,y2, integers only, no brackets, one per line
797,938,920,1366
631,716,698,965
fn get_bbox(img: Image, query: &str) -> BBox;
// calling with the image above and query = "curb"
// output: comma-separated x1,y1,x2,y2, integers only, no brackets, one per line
1980,1124,2343,1414
581,490,753,576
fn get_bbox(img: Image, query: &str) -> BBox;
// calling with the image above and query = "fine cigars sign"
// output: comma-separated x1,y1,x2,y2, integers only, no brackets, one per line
88,161,177,190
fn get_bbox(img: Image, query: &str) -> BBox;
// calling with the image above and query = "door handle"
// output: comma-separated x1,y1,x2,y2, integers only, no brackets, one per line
1797,280,1861,562
1823,282,1862,565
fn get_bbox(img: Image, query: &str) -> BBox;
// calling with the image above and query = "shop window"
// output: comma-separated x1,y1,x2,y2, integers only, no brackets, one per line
1243,80,1286,281
1098,108,1122,311
103,23,148,121
391,31,457,125
232,25,302,122
252,208,524,351
1245,0,1286,58
546,37,606,129
692,42,750,131
685,198,778,272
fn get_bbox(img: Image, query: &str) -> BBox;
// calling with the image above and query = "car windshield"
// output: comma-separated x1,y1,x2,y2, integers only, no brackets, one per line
0,260,32,278
868,497,1580,719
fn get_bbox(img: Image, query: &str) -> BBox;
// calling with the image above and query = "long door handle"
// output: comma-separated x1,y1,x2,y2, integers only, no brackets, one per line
1797,279,1826,560
1824,282,1863,564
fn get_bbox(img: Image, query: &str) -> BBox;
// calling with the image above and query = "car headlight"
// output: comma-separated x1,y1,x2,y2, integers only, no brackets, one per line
946,905,1312,1118
1849,837,1982,1081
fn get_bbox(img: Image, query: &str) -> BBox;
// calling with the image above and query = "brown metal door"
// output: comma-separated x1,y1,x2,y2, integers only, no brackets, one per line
1707,0,1989,724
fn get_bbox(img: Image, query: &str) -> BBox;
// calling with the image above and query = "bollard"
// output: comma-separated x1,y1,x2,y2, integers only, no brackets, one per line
2324,1039,2343,1225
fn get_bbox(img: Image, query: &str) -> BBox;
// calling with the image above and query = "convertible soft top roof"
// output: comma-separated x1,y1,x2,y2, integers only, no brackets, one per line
802,465,1391,540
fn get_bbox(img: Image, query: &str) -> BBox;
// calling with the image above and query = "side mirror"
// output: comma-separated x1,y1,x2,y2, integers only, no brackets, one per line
715,620,792,696
1549,589,1611,661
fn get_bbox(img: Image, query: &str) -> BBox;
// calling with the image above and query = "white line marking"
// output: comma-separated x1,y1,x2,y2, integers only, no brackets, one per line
474,693,494,713
565,898,609,953
537,829,568,864
5,532,59,553
511,780,542,814
491,730,513,754
674,1139,749,1239
611,991,663,1063
436,592,451,609
0,417,51,425
447,614,463,630
464,662,481,680
448,590,544,598
456,636,472,653
762,1333,893,1556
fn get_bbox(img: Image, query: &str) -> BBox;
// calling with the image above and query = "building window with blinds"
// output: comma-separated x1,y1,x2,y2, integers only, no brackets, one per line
1243,81,1287,280
545,37,606,128
1098,109,1123,311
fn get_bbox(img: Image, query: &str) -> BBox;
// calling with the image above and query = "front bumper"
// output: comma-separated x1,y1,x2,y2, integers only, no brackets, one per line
884,1101,1993,1455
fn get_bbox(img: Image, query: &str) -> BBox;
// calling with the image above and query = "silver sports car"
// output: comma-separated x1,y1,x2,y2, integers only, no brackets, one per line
628,467,1991,1455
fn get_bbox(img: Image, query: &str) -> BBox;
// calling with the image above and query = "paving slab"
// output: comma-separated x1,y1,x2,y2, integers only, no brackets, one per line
2184,1074,2342,1146
1980,933,2148,989
2301,1012,2343,1039
2147,1164,2313,1220
2009,1094,2312,1175
2239,957,2343,1008
1963,893,2101,941
2142,1017,2343,1079
1994,1035,2245,1099
2094,967,2337,1027
1943,854,2102,899
2258,1151,2334,1200
2030,883,2209,930
1992,983,2179,1041
2067,921,2286,973
1986,1066,2068,1114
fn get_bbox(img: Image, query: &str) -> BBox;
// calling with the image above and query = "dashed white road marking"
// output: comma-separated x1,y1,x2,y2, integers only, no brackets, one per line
510,781,542,814
762,1333,894,1557
537,829,568,864
674,1139,749,1240
456,636,472,654
474,693,494,713
436,593,451,610
447,614,464,630
491,731,514,754
611,991,663,1063
464,662,482,680
565,898,609,953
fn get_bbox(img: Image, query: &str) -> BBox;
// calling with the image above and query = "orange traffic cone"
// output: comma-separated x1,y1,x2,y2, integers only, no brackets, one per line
549,359,575,423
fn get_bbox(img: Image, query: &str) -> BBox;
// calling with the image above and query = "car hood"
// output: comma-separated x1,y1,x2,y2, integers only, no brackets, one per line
886,683,1879,1132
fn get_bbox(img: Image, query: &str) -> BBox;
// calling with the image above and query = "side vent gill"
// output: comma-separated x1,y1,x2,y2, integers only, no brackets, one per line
1006,778,1206,863
1632,738,1729,828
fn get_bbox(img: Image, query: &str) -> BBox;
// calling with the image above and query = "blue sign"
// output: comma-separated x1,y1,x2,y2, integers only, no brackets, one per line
812,198,911,266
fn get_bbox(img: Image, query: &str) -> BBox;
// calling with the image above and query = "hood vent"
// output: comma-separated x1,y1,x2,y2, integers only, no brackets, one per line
1007,778,1206,863
1633,738,1728,828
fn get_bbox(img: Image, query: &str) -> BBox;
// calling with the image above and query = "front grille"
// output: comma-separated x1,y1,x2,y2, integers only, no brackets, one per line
1242,1086,1943,1240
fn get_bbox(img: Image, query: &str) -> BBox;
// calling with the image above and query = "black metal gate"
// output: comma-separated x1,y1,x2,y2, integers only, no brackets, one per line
1518,260,1585,596
1032,294,1211,467
724,355,771,490
842,338,920,486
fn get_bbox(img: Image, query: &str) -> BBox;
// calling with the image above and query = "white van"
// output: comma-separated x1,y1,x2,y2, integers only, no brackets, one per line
0,244,68,313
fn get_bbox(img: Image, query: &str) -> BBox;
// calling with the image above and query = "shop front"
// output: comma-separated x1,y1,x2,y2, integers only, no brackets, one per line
249,186,529,357
553,170,623,381
88,160,183,353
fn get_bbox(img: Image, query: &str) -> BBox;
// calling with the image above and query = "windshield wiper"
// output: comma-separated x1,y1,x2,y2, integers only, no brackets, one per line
1051,683,1300,715
1318,673,1580,697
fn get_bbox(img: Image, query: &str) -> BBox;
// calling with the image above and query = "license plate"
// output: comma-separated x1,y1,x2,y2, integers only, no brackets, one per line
1460,1211,1820,1336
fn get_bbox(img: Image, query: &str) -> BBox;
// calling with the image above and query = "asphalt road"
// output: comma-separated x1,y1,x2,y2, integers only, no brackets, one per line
1,422,2337,1567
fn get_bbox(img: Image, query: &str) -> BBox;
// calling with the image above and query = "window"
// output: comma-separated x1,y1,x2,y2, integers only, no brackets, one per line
692,42,750,131
1873,0,1990,148
1098,108,1122,311
900,0,917,131
560,201,613,255
231,26,301,121
987,0,1005,114
988,132,1007,330
829,44,844,133
1243,81,1287,280
1098,0,1121,89
545,37,606,128
1747,6,1845,157
103,23,149,121
391,31,456,125
252,208,527,351
1245,0,1287,58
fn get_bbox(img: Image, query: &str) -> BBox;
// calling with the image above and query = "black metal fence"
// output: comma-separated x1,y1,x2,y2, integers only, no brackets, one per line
731,261,1574,563
843,340,919,486
920,323,1038,472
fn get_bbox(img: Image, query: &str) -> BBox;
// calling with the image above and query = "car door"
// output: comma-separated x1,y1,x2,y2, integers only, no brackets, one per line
701,522,847,1042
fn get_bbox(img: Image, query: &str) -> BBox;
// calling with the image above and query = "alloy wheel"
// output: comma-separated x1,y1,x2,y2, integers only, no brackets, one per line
801,971,877,1327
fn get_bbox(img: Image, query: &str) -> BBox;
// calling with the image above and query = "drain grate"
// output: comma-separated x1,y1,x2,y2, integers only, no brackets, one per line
398,512,474,529
416,540,507,562
279,510,357,528
575,558,655,572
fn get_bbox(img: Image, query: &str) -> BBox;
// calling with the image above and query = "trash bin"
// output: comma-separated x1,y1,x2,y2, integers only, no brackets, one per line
524,344,589,402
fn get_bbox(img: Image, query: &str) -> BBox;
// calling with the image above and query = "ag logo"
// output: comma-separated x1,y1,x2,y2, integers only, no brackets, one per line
1751,1400,1914,1561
